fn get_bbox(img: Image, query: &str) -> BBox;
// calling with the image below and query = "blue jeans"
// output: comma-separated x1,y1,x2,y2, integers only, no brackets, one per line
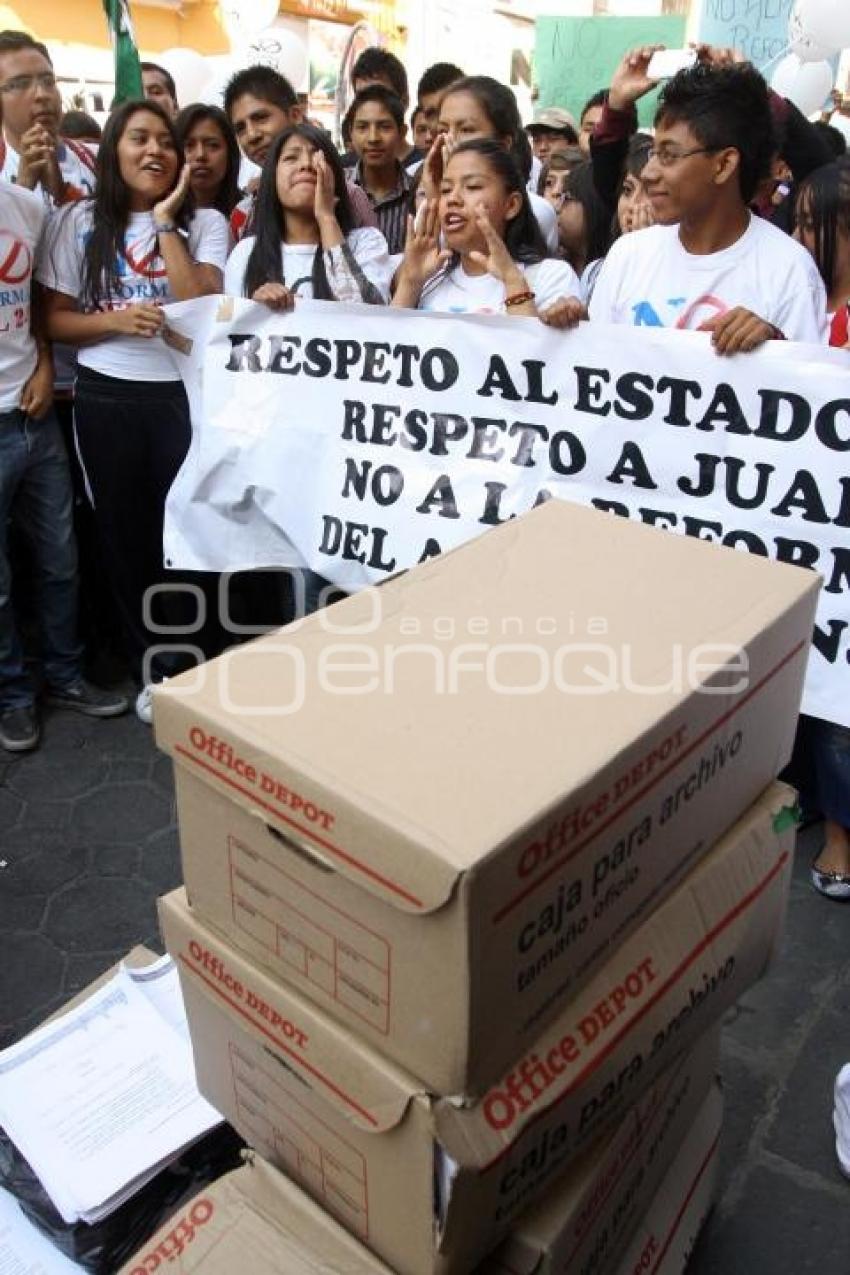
0,408,82,709
783,715,850,828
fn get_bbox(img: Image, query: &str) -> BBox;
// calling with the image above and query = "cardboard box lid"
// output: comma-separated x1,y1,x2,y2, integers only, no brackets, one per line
241,1155,395,1272
161,889,425,1135
119,1156,393,1273
155,501,817,915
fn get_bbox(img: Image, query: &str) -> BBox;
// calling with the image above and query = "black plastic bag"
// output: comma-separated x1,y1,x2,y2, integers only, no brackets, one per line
0,1123,244,1273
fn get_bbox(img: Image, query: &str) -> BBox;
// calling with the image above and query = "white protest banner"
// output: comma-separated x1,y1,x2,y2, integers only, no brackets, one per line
162,297,850,727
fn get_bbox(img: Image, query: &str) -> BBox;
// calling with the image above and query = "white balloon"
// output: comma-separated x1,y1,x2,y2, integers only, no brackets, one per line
794,0,850,52
199,58,238,109
221,0,280,46
788,6,833,62
831,112,850,144
771,53,803,98
771,53,835,115
160,47,213,105
247,29,308,90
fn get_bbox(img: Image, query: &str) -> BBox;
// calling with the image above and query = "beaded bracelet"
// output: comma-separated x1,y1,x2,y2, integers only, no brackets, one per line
504,288,535,309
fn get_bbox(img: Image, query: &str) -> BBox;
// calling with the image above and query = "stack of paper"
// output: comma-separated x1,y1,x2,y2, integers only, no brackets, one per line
0,957,221,1225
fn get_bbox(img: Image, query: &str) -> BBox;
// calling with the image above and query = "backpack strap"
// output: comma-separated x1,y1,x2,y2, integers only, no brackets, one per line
63,135,98,176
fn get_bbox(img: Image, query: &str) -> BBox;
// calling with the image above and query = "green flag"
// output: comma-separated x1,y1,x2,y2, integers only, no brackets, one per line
103,0,144,104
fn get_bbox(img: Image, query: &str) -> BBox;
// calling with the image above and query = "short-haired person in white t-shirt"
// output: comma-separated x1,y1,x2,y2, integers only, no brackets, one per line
589,55,827,348
0,183,127,751
38,100,230,725
0,30,96,205
393,139,581,324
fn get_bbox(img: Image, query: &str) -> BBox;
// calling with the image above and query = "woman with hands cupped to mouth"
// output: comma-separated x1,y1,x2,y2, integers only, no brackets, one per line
392,137,583,328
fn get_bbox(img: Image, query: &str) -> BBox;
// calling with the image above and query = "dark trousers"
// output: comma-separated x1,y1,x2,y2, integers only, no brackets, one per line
73,367,225,685
783,715,850,828
0,408,81,708
55,395,126,671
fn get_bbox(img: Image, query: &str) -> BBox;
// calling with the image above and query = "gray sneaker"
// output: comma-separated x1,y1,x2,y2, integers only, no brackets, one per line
0,705,40,752
46,679,129,718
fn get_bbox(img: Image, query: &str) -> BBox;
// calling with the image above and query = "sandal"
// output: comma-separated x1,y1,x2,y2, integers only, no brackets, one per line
811,861,850,901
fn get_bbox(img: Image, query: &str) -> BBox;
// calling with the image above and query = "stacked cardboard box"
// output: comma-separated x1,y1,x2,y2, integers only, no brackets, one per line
154,501,817,1273
478,1033,723,1275
118,1155,395,1275
120,1038,719,1275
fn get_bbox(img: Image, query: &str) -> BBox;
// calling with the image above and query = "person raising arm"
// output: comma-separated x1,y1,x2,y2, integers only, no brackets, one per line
393,138,581,327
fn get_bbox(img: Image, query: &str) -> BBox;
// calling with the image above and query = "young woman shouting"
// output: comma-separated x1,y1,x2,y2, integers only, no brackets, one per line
393,139,580,323
39,100,229,722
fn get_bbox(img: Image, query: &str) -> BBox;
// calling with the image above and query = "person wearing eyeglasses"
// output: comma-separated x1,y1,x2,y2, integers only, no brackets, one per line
589,57,826,351
0,29,95,206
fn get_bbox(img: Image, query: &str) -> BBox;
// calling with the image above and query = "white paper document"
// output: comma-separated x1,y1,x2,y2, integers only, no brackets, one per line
0,960,221,1225
0,1186,85,1272
126,953,192,1045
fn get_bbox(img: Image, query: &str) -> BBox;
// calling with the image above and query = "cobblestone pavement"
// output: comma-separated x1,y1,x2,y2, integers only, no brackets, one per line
1,708,848,1272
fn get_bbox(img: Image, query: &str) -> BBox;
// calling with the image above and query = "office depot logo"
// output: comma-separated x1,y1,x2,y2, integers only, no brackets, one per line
482,957,658,1132
185,726,336,830
187,940,310,1049
126,1197,214,1271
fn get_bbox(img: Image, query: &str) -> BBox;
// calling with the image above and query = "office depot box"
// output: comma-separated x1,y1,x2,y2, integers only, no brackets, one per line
159,783,794,1275
479,1028,720,1275
118,1156,393,1274
155,501,817,1097
613,1085,723,1275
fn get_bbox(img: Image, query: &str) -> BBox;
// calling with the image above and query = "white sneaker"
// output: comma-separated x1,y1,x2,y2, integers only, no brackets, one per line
835,1064,850,1180
135,684,154,725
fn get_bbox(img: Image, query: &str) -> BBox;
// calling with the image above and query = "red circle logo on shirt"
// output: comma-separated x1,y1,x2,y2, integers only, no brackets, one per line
123,233,167,279
0,231,31,284
675,294,727,331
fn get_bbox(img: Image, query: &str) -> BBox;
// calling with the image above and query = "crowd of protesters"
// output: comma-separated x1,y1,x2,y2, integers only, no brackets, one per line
1,26,848,898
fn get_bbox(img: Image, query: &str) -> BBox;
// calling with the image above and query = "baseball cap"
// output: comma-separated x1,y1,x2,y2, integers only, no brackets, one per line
527,106,578,134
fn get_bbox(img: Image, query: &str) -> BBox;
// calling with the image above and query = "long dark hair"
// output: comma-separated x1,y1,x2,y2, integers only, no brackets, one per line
442,76,532,181
564,160,614,270
242,123,355,301
175,103,241,217
76,99,187,310
796,157,850,297
423,139,546,300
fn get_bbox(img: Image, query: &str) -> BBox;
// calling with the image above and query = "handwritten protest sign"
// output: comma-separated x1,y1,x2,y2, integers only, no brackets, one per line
163,297,849,727
534,16,686,128
697,0,794,69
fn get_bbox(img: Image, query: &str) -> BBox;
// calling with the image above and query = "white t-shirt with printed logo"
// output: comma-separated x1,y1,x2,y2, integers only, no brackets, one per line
588,215,827,344
417,257,580,315
1,139,97,391
0,183,45,411
37,203,229,381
